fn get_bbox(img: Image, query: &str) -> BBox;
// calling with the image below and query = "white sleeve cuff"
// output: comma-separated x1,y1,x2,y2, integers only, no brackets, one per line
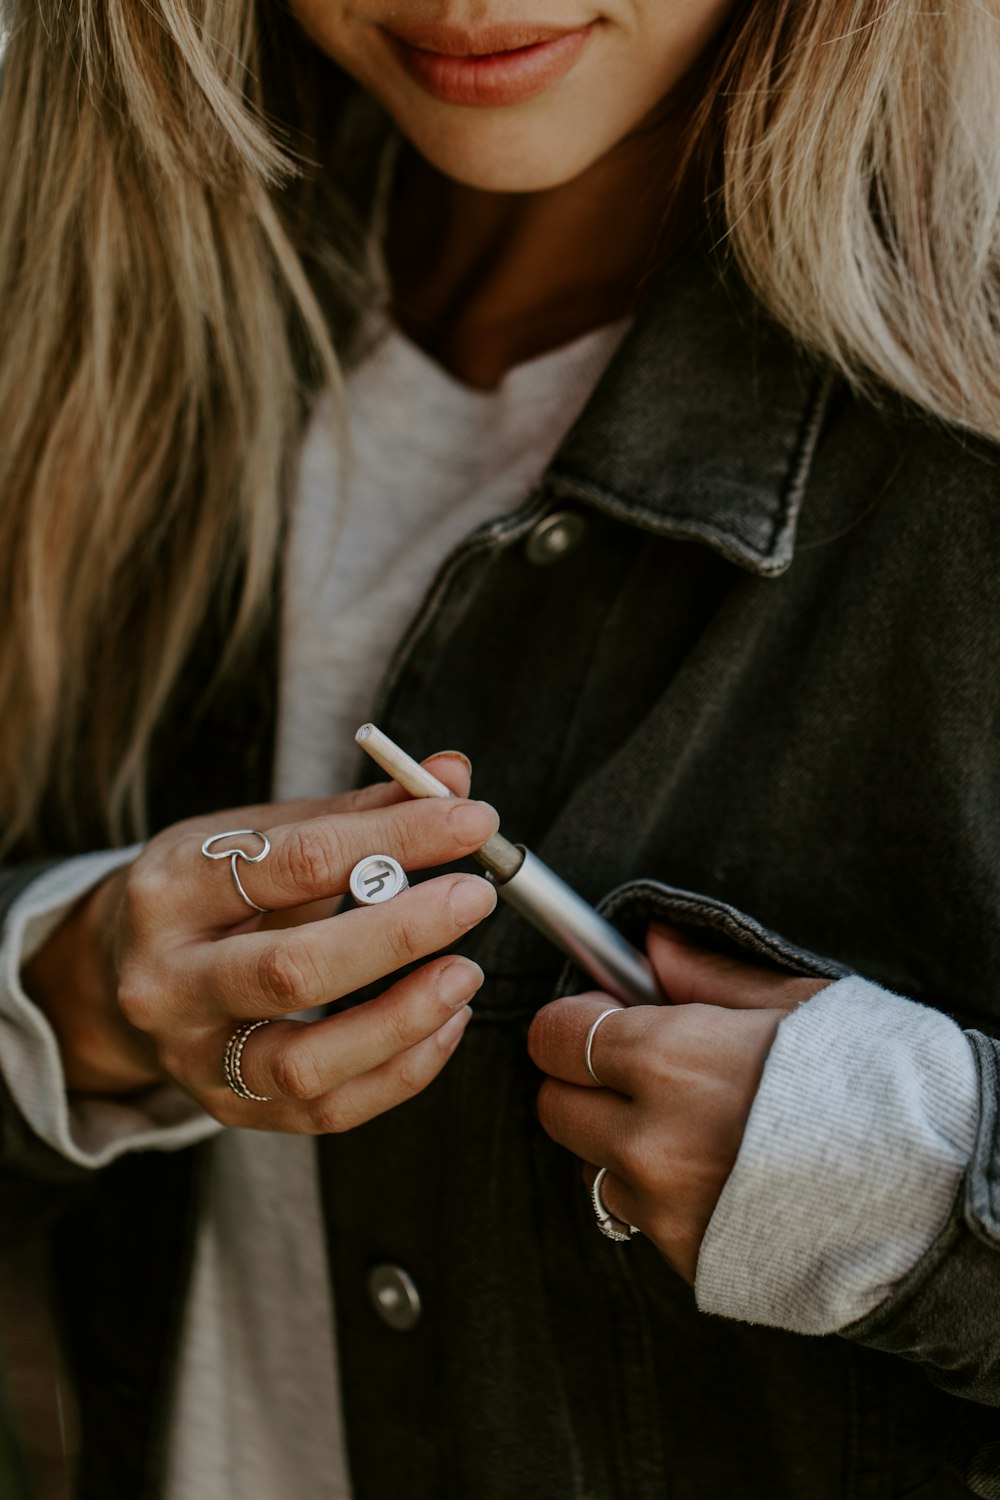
0,851,221,1169
694,974,979,1335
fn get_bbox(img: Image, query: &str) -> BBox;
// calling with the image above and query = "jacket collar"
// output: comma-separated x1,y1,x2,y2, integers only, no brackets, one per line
544,249,834,577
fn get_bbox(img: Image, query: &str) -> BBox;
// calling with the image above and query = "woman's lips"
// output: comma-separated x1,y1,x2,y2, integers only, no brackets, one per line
383,22,596,108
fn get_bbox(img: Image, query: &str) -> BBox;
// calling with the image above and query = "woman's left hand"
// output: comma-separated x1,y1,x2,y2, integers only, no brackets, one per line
527,925,831,1283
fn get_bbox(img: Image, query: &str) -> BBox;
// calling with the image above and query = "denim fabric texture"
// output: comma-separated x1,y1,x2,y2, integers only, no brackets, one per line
1,246,999,1498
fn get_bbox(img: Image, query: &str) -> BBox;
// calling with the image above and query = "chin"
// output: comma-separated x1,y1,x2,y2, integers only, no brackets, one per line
394,114,605,193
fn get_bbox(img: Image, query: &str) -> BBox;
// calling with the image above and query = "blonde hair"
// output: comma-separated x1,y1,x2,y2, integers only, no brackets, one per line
714,0,1000,435
0,0,997,850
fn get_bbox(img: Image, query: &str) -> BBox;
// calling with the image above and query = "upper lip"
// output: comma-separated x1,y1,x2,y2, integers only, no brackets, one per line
381,20,591,56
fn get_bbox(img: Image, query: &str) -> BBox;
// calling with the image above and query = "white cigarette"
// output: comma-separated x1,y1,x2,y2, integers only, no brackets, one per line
355,723,453,800
355,723,520,879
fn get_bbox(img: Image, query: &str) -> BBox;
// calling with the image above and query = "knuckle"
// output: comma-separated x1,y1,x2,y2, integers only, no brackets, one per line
257,942,316,1010
279,823,340,896
116,960,156,1032
392,1052,428,1101
389,909,426,968
310,1095,358,1135
271,1039,323,1102
377,995,414,1054
661,1003,712,1061
375,800,424,857
123,858,169,924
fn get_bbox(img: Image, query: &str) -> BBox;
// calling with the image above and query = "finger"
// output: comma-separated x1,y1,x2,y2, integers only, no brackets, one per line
647,924,829,1011
195,872,498,1019
303,1004,473,1134
418,751,472,797
232,956,484,1102
536,1077,633,1171
191,751,475,833
528,993,654,1093
258,753,477,933
175,795,500,929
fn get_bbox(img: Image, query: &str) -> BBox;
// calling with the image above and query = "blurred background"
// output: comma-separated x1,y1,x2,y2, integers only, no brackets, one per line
0,1239,79,1500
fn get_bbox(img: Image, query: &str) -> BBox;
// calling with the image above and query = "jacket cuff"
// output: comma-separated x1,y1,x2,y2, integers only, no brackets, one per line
694,975,978,1335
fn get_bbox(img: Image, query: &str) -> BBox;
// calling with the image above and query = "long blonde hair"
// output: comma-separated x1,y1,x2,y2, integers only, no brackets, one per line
0,0,997,850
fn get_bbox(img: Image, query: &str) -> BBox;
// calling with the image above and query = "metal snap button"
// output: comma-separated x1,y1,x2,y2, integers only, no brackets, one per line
367,1264,422,1331
525,510,587,565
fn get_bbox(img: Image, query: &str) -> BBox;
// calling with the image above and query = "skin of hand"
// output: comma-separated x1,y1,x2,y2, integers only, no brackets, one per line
527,925,831,1284
23,753,500,1129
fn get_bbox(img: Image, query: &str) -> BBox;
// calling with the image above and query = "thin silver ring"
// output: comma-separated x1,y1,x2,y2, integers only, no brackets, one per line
202,829,271,914
223,1018,273,1102
591,1167,640,1244
584,1006,624,1085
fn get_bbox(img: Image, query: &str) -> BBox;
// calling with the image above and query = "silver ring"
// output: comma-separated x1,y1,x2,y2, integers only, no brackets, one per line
223,1019,273,1102
584,1006,624,1085
591,1167,640,1244
349,854,409,906
202,830,271,914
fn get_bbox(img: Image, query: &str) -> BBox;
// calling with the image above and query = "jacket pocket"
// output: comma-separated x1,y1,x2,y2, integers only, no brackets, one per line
554,875,849,999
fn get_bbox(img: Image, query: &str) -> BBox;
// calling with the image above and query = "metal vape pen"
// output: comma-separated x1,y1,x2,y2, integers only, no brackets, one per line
355,724,661,1007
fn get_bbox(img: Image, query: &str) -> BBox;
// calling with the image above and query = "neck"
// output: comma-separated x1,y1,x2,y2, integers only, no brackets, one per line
386,109,697,389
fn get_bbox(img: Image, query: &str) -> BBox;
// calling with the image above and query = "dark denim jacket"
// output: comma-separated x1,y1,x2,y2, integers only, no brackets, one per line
2,249,1000,1500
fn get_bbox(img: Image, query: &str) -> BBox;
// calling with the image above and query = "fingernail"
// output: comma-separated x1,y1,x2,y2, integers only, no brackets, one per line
436,1006,472,1053
432,750,472,775
448,874,498,926
438,959,485,1009
449,799,500,846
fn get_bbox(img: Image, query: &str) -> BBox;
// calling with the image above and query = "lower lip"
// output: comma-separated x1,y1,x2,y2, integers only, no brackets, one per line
386,25,595,108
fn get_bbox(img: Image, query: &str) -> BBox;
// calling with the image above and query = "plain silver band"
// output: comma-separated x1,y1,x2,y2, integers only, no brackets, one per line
201,829,271,915
584,1006,624,1085
223,1018,273,1102
591,1167,640,1244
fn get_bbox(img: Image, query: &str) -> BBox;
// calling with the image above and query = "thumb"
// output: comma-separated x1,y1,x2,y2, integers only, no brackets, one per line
647,923,829,1011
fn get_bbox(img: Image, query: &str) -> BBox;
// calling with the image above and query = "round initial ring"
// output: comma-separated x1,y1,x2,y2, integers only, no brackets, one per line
349,854,409,906
201,829,272,915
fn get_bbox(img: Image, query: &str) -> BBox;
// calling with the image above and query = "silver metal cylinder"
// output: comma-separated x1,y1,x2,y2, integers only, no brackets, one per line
493,848,661,1007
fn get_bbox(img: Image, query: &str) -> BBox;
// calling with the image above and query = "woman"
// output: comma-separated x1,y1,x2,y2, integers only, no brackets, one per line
1,0,998,1495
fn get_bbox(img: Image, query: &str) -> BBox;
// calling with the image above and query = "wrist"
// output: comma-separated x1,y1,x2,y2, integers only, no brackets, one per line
22,869,165,1094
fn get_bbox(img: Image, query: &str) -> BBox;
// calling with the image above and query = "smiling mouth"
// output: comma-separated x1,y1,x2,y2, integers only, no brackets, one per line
381,20,598,108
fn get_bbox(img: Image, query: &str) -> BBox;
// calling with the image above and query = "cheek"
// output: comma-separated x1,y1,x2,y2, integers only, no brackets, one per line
632,0,740,95
285,0,357,70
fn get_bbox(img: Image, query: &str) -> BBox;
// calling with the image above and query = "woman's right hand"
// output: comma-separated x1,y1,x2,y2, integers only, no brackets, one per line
23,754,499,1131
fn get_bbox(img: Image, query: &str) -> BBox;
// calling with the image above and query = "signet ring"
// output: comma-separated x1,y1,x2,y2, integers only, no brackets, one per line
349,854,409,906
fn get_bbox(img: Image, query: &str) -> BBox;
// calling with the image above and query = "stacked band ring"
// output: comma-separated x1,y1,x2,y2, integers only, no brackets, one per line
223,1018,273,1102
